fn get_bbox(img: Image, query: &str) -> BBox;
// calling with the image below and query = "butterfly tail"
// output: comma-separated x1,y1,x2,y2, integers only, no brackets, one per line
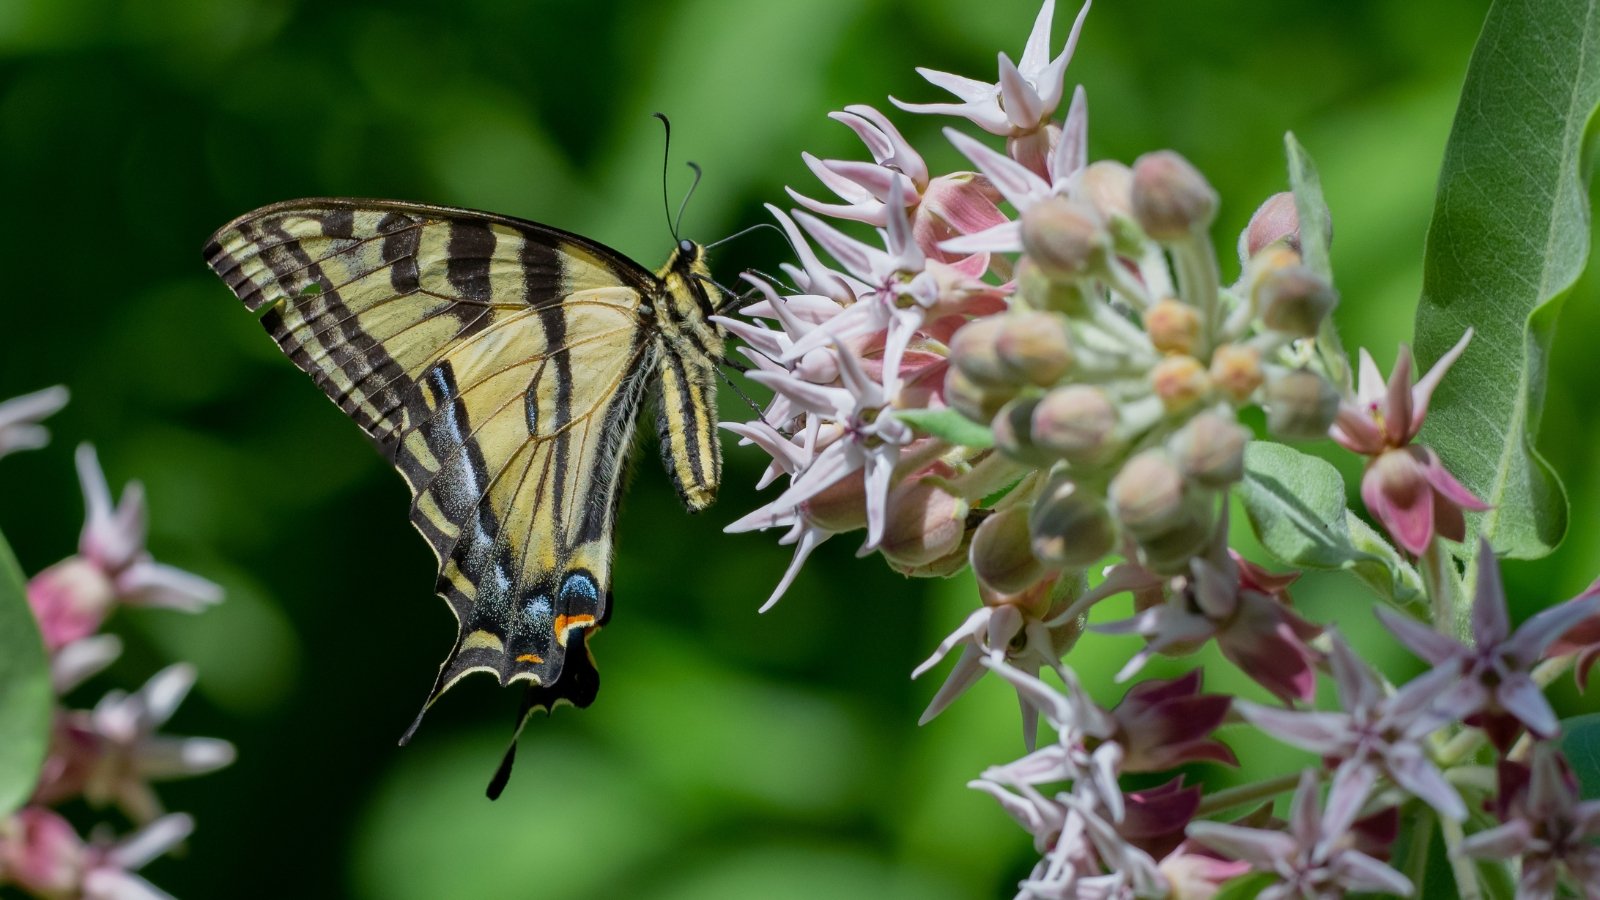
484,639,601,800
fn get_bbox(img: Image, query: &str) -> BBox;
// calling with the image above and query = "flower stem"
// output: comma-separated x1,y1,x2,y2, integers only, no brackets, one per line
1195,770,1305,817
1439,815,1483,900
1420,541,1466,641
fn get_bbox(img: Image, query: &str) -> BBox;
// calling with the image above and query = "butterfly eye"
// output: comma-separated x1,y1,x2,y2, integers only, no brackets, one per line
679,239,696,255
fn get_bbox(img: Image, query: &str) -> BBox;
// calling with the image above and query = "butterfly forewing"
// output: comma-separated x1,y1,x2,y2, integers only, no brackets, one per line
204,199,659,721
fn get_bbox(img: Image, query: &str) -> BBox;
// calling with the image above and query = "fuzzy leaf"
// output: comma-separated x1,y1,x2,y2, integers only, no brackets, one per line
0,527,50,817
1284,133,1349,388
1413,0,1600,560
1240,442,1424,609
891,408,995,449
1560,712,1600,800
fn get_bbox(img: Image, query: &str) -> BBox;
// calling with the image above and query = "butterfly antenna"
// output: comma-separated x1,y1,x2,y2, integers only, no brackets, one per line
705,221,783,252
652,112,678,241
674,161,703,240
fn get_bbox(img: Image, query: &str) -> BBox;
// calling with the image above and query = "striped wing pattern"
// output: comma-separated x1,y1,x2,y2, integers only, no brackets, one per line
204,199,657,725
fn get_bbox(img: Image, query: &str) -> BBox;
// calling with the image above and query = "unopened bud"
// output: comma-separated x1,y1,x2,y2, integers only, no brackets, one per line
1032,385,1119,463
1131,150,1218,240
949,317,1010,386
879,469,968,570
945,366,1013,424
1263,369,1339,440
1078,160,1134,221
992,398,1049,466
1109,450,1188,539
1151,355,1211,412
802,468,867,533
1258,266,1338,338
1135,513,1215,575
1238,192,1301,261
1030,476,1117,567
996,312,1074,386
1209,343,1263,403
1144,299,1201,356
1016,256,1091,314
1021,195,1107,280
971,505,1049,594
1169,412,1249,488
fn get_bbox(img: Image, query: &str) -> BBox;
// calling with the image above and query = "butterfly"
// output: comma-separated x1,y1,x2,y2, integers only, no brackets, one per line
204,197,727,796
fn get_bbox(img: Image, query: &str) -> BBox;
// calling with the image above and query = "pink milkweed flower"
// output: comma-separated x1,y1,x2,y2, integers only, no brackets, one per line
1462,748,1600,899
1548,598,1600,690
0,385,68,461
1186,768,1414,900
1234,632,1466,822
1376,537,1600,751
1330,331,1487,555
33,664,236,823
892,0,1092,174
0,806,192,900
1107,670,1236,773
28,445,222,650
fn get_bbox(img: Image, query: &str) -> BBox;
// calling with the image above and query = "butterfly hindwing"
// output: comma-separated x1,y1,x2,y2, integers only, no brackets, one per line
204,199,657,721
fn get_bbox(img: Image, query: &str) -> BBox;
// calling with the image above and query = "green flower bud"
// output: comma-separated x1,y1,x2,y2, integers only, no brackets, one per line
1263,368,1339,441
1029,475,1117,567
1020,195,1107,280
1016,256,1091,314
1130,150,1218,241
1078,160,1135,222
945,366,1014,424
1110,450,1213,574
971,505,1049,595
1135,513,1215,575
1031,385,1120,464
949,317,1010,386
1258,265,1338,338
1144,298,1201,356
996,312,1074,386
1168,411,1249,488
879,471,969,571
992,398,1051,466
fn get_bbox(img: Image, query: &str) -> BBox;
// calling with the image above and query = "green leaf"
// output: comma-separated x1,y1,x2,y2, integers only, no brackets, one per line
1239,442,1424,609
1560,712,1600,800
1413,0,1600,560
1284,133,1349,388
0,526,50,817
1210,871,1274,900
891,408,995,449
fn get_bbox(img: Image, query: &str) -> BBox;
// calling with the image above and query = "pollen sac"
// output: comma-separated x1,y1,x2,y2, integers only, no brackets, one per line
971,505,1050,595
1144,298,1201,356
1130,150,1218,241
1031,385,1120,464
1020,195,1107,281
1150,355,1212,413
1258,265,1338,338
949,317,1012,387
1209,343,1264,404
1169,411,1250,488
995,312,1074,386
945,366,1014,424
1263,368,1339,441
1030,475,1117,568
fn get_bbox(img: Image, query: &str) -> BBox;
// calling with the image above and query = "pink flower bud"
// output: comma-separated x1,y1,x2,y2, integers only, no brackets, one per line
0,808,83,896
1258,265,1338,337
971,505,1049,595
1209,343,1264,404
1169,412,1250,488
1031,385,1120,463
1238,191,1301,260
878,469,968,570
1150,355,1211,413
1110,450,1188,539
801,469,868,533
1020,195,1107,280
1264,368,1339,440
944,366,1013,424
1143,299,1201,356
948,317,1011,386
28,558,116,651
1130,150,1218,240
1029,475,1117,567
1077,160,1135,221
995,311,1074,386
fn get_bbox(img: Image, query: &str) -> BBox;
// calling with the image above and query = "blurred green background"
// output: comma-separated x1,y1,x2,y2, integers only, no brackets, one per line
2,0,1597,897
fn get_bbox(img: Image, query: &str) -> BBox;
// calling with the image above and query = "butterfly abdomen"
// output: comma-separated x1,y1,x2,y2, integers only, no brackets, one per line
651,245,725,513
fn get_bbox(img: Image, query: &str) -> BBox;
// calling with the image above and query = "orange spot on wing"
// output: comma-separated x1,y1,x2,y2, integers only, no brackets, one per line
553,614,597,646
516,653,544,664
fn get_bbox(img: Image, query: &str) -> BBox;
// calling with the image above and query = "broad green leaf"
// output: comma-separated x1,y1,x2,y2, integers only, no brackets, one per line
1284,133,1349,389
1561,712,1600,800
1211,872,1275,900
1239,442,1424,609
892,408,995,449
1413,0,1600,560
0,526,49,817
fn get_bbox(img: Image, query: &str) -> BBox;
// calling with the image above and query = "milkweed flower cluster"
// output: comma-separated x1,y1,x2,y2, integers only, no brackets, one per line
0,390,230,900
726,2,1600,897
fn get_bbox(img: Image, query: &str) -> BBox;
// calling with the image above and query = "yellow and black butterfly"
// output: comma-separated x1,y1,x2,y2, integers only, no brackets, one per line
204,190,728,796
